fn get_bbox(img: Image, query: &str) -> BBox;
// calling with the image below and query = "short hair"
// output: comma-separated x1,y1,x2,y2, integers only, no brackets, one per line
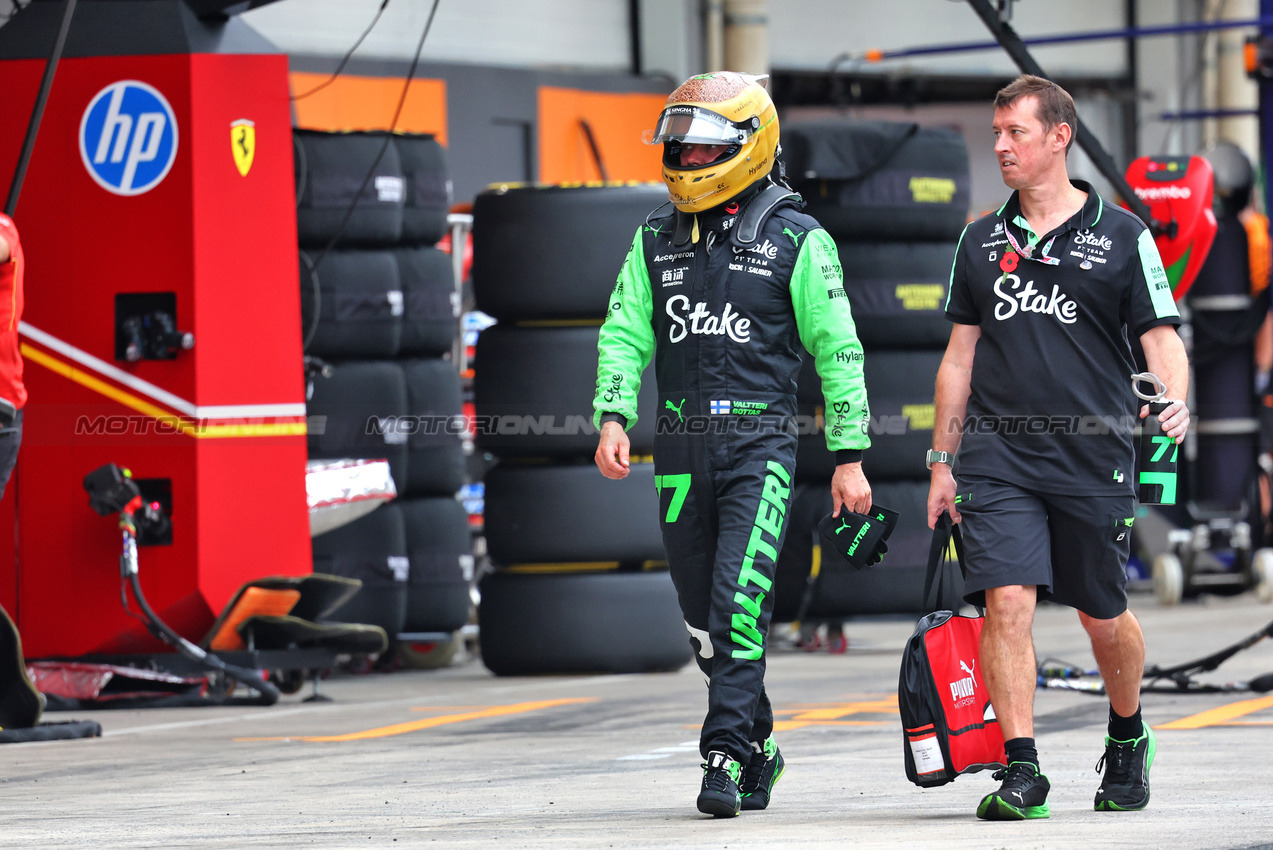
994,74,1078,155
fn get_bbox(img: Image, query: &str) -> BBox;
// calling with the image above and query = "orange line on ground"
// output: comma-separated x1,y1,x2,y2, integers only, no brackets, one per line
235,698,597,743
1155,695,1273,730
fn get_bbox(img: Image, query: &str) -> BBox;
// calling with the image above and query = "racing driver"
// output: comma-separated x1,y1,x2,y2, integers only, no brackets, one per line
593,71,872,817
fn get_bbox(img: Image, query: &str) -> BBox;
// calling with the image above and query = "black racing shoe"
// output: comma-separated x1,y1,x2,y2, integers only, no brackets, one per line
1094,721,1156,811
740,736,784,811
976,761,1052,820
697,751,742,817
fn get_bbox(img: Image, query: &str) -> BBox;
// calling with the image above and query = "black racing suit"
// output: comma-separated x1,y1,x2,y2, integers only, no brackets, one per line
594,183,871,763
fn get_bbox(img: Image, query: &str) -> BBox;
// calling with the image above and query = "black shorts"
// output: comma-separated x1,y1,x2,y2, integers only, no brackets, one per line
955,475,1135,619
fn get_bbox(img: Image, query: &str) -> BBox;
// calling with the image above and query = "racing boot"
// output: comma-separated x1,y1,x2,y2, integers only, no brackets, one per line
697,750,742,817
740,736,784,810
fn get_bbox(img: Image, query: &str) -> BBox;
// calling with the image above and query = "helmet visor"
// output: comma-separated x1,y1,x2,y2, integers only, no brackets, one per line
642,106,753,146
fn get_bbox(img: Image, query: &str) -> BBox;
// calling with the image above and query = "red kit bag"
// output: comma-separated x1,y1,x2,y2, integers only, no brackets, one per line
898,513,1006,787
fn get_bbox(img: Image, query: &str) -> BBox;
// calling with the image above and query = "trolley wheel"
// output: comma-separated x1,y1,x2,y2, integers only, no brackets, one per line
1153,553,1184,606
1253,548,1273,604
272,669,307,695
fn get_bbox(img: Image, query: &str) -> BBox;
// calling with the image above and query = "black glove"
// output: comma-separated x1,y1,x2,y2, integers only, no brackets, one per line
817,504,899,570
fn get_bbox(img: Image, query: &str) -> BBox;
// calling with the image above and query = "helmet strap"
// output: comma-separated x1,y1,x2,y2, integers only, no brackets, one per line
672,208,695,247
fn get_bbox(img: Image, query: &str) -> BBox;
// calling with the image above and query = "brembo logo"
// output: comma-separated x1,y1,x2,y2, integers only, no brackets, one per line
79,81,178,196
1134,185,1192,202
665,294,752,343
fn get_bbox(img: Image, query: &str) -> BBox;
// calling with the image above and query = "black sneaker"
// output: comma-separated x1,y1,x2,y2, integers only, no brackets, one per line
976,761,1051,820
1094,721,1156,811
740,736,784,811
697,751,742,817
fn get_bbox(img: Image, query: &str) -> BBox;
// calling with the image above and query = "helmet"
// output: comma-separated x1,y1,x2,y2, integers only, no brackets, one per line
1199,139,1254,215
644,71,780,213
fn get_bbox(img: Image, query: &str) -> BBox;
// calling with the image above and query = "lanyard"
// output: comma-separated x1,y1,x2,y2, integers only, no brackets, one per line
1003,222,1060,267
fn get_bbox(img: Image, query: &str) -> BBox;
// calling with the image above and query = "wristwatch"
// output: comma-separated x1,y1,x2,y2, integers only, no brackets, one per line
925,450,952,470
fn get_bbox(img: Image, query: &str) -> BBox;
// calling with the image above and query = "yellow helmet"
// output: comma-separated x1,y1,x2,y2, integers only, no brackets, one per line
644,71,780,213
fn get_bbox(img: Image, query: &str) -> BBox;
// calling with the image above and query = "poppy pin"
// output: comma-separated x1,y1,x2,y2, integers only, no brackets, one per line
999,251,1019,273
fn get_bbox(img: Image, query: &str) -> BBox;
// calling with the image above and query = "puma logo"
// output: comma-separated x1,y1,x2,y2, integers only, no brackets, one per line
960,659,976,679
782,226,802,247
834,517,853,535
665,398,685,422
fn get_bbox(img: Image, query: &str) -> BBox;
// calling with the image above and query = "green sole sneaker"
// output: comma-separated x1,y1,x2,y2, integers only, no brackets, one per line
976,794,1052,820
976,762,1051,821
1095,722,1156,811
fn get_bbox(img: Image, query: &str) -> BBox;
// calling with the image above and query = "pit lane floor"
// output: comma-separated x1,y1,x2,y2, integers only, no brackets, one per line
3,592,1272,849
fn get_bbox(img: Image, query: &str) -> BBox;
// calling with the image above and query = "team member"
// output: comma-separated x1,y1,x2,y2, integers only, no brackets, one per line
0,212,36,732
927,75,1189,820
0,213,25,498
593,71,872,817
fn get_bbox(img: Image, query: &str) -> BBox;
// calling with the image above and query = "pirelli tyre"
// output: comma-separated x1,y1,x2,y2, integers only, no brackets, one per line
837,241,956,349
300,248,402,359
402,358,466,497
307,361,410,494
478,569,692,675
795,348,941,482
782,119,970,242
401,496,473,634
396,133,451,246
474,324,656,458
313,501,409,637
471,183,669,321
772,480,950,621
295,129,405,248
396,246,457,357
483,461,663,566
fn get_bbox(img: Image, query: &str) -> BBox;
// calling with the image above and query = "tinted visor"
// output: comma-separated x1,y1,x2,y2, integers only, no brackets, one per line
643,106,753,146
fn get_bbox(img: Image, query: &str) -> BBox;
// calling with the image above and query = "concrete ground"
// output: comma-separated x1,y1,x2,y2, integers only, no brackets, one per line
3,591,1272,849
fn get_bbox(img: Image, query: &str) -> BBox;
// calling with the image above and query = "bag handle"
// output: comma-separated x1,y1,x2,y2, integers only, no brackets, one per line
922,511,966,614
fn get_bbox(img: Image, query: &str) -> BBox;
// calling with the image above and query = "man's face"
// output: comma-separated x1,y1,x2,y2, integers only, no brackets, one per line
992,95,1064,190
680,143,729,167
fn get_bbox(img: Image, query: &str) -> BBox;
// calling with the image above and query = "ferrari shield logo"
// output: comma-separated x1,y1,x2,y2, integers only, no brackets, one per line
231,119,255,176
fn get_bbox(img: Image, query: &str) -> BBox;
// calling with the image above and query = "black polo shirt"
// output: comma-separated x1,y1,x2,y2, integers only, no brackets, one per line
946,180,1180,495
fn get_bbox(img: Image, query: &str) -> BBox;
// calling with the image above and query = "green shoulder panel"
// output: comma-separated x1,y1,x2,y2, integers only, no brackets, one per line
1137,228,1181,319
789,228,871,452
594,226,656,430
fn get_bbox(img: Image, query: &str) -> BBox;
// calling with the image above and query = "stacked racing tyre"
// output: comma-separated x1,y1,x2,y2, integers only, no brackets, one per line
299,130,474,653
778,119,969,629
471,183,691,675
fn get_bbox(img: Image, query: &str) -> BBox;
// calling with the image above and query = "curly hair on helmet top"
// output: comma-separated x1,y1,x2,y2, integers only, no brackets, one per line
994,74,1078,155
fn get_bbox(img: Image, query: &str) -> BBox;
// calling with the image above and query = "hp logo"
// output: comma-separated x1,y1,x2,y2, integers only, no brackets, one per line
79,81,178,196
